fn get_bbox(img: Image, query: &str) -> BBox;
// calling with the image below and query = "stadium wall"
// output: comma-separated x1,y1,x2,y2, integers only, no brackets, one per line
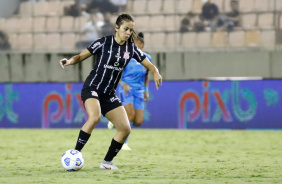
0,0,20,18
0,80,281,129
1,50,282,82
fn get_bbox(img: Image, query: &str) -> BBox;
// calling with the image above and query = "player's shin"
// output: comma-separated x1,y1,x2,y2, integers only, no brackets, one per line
104,138,123,161
124,123,133,144
75,130,91,152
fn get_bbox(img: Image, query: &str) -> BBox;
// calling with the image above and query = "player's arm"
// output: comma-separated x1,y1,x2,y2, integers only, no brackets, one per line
60,49,92,68
141,57,162,90
144,71,149,102
119,79,131,92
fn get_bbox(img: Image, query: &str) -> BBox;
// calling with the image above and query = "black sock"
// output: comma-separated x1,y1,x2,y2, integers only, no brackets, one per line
104,139,123,162
75,130,91,152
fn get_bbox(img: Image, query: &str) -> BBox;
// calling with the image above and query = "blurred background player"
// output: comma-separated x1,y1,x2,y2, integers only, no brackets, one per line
0,31,11,50
108,32,151,150
75,13,101,49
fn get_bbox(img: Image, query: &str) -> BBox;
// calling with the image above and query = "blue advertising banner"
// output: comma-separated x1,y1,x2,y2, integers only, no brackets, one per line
0,80,281,129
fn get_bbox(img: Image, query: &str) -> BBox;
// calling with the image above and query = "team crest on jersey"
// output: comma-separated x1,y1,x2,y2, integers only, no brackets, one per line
91,91,98,97
123,52,130,59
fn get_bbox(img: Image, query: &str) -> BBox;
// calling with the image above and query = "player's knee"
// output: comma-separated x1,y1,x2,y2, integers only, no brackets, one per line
127,112,135,122
88,114,101,125
134,118,143,127
123,125,131,137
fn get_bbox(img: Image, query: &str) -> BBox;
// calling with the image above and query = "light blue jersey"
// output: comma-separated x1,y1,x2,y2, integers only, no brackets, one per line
118,52,151,109
122,52,151,91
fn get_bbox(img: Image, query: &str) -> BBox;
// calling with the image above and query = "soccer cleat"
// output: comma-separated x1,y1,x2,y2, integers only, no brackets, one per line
121,143,131,150
99,160,119,170
107,121,114,129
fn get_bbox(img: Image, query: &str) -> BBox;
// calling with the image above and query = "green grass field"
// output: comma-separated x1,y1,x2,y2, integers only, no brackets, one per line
0,129,282,184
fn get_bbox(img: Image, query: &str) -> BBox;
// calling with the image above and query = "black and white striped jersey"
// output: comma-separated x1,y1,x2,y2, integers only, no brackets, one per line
85,35,147,94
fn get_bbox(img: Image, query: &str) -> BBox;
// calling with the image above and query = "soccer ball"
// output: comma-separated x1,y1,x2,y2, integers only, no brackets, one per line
61,149,84,171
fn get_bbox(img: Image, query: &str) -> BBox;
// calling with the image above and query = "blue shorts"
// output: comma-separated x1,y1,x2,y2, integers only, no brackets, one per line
118,86,144,110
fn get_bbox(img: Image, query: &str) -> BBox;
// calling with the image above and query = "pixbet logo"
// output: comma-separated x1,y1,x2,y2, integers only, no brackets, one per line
179,81,257,129
0,84,18,123
42,84,87,128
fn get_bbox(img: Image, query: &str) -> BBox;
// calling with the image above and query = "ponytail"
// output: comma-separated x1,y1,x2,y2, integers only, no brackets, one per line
132,31,144,44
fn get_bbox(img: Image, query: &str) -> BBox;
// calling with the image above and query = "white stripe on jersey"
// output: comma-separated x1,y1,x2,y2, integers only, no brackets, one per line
89,38,107,86
97,36,114,90
104,45,121,93
92,44,103,53
132,43,140,61
134,50,142,61
113,41,129,87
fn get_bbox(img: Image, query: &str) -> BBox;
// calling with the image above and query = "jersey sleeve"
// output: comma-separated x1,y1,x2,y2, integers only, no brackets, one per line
87,37,105,55
132,44,147,63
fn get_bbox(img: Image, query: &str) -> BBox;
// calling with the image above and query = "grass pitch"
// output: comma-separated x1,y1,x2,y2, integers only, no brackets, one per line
0,129,282,184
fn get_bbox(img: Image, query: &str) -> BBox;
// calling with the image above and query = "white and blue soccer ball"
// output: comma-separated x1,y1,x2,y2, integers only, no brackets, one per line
61,149,84,171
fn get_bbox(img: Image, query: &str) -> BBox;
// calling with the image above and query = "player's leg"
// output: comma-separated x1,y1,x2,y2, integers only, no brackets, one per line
133,109,144,126
75,98,101,152
120,87,135,149
106,106,131,143
132,91,145,126
124,103,135,122
108,88,134,129
122,90,145,150
121,103,135,150
100,106,130,170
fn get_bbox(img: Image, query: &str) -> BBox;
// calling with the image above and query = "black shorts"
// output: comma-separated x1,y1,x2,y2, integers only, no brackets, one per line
81,86,122,116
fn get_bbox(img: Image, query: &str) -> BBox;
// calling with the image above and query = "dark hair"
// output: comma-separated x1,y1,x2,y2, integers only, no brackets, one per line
134,32,144,44
115,13,134,28
138,32,144,39
115,13,142,42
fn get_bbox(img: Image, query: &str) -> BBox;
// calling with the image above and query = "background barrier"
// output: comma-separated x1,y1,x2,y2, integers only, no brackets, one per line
0,80,281,129
2,51,282,82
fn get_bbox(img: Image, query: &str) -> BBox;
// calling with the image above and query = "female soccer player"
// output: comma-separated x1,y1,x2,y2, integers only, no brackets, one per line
108,32,151,150
59,14,162,170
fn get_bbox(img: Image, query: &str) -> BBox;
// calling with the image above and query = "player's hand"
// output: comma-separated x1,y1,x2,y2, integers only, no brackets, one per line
154,72,162,90
144,91,149,102
60,58,71,68
122,83,131,96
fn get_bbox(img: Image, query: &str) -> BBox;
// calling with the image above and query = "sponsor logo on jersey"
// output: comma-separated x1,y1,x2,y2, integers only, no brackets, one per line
91,91,98,97
123,52,130,59
115,52,121,59
91,42,101,50
104,64,123,71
